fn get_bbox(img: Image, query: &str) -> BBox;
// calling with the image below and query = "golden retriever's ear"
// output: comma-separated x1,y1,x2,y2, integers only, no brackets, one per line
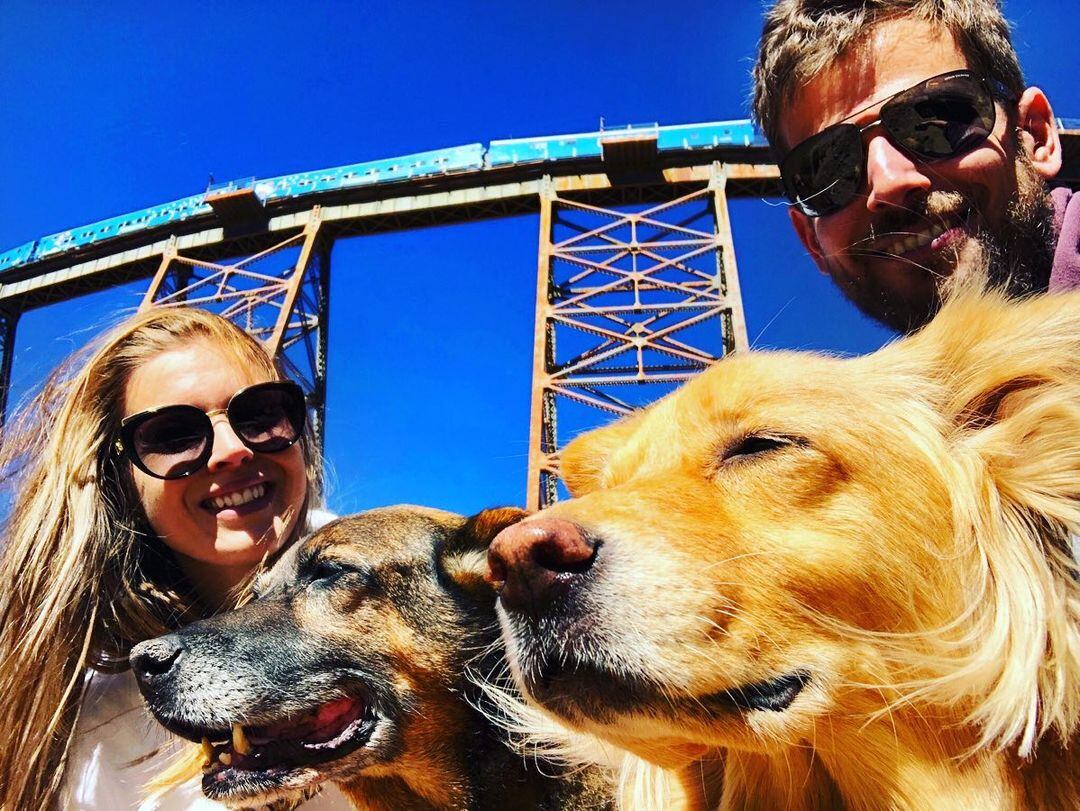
904,288,1080,754
918,290,1080,533
907,288,1079,430
560,413,642,497
438,507,529,599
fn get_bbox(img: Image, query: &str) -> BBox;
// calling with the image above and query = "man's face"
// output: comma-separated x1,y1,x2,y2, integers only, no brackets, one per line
779,17,1059,332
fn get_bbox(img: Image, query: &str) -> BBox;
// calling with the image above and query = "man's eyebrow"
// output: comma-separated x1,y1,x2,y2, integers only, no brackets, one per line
823,75,925,130
833,89,894,126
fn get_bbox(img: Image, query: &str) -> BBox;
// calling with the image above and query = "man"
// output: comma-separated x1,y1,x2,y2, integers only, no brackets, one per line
752,0,1079,332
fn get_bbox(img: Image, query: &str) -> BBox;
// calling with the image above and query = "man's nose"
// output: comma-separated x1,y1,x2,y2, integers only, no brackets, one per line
206,416,253,470
864,133,933,213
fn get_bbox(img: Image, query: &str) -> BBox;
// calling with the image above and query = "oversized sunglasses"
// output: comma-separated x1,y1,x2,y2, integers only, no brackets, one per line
115,381,307,480
780,70,1003,218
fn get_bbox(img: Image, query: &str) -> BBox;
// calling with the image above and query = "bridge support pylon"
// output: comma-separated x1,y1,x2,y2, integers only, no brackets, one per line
0,307,19,430
139,207,331,455
526,166,748,510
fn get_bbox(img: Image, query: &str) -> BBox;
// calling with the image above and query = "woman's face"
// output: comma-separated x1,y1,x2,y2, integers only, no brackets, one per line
122,340,308,595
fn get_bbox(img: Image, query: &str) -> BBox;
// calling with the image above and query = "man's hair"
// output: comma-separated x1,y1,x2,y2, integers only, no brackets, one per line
752,0,1025,151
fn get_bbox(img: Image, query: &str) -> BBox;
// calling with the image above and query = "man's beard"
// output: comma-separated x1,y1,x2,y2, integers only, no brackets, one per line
830,151,1058,333
942,149,1058,305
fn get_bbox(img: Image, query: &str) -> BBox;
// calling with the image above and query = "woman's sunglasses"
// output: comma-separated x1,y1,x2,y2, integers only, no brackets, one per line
115,380,307,480
780,70,1003,218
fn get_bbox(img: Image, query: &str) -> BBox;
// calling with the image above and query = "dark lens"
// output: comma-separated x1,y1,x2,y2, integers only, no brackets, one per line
781,124,864,217
229,383,305,453
131,407,210,478
881,73,994,159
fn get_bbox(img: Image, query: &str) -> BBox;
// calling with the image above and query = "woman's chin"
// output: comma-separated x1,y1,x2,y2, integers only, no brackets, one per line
213,530,284,562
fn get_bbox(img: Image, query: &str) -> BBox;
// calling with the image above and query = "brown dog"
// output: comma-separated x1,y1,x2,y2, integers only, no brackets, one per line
131,506,613,810
488,290,1080,810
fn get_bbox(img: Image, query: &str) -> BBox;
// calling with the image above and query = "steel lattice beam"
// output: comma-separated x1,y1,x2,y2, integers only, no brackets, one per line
0,308,18,430
526,166,748,509
139,208,330,456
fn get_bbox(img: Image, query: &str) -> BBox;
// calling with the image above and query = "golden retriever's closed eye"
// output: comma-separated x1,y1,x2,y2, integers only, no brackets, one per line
488,289,1080,810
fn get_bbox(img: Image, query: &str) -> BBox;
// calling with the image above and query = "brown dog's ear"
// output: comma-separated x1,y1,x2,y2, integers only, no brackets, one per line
911,290,1080,537
560,412,644,497
438,507,529,599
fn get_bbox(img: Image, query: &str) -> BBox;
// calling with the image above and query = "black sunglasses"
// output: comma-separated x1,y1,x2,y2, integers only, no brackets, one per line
115,381,307,480
780,70,1004,218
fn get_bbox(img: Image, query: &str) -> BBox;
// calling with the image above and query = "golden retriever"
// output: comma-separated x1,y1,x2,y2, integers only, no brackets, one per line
487,289,1080,810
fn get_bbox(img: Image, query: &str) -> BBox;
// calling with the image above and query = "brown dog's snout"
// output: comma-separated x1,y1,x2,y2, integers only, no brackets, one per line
486,518,597,612
130,635,183,684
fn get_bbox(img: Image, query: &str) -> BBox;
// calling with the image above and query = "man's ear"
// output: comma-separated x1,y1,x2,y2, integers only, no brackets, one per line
789,207,828,274
437,507,529,599
1016,86,1061,180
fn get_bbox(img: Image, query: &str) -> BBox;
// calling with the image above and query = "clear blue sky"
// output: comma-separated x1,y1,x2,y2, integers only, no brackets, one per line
1,1,1076,515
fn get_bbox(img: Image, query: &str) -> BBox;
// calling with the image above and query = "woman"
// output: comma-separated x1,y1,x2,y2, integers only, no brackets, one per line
0,306,348,810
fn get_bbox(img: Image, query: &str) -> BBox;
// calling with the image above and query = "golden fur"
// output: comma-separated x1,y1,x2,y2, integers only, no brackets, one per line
491,289,1080,810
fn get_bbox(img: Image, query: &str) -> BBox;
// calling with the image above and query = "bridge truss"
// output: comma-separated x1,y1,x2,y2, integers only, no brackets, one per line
139,212,331,449
527,167,748,508
2,120,1078,508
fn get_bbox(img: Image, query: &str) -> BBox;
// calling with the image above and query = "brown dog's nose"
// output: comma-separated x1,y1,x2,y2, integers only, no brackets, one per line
130,635,183,683
486,517,597,612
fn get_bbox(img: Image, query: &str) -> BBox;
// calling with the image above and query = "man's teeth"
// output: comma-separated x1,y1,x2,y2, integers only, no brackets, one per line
209,483,267,511
883,221,949,255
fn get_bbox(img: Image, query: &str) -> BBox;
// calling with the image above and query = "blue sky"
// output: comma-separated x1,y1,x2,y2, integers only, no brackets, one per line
1,1,1076,515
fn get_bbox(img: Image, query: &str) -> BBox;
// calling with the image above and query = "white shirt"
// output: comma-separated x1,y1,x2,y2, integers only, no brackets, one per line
63,511,352,809
62,668,353,810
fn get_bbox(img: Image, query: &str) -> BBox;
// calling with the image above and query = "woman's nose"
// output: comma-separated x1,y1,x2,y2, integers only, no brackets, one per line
206,416,253,470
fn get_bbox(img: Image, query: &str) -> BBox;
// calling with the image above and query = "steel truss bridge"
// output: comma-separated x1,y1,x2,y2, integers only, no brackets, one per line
2,118,1078,509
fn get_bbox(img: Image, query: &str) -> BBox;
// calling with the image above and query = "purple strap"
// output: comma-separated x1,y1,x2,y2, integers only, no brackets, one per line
1050,186,1080,292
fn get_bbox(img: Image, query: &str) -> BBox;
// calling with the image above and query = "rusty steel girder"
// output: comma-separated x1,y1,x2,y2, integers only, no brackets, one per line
138,208,330,453
526,166,748,509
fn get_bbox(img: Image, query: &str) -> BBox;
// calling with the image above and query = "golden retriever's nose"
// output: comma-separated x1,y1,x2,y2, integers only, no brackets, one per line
486,518,597,612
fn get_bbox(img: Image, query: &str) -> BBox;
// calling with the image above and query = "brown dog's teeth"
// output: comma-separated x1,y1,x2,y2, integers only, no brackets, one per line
232,722,252,755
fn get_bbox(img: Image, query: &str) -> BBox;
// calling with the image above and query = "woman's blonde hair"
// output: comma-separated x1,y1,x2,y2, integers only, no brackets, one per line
0,306,320,810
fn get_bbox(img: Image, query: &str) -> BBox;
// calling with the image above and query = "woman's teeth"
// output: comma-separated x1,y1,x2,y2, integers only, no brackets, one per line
883,221,949,256
209,483,267,511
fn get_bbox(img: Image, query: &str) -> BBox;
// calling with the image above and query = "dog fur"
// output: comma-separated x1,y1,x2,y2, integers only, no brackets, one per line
488,290,1080,810
131,506,613,810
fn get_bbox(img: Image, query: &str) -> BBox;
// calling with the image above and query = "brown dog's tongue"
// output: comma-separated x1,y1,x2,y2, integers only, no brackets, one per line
312,696,359,735
258,696,360,743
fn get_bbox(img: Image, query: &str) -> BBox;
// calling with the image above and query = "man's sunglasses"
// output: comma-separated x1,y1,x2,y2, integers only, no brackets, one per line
115,380,307,480
780,70,1003,218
